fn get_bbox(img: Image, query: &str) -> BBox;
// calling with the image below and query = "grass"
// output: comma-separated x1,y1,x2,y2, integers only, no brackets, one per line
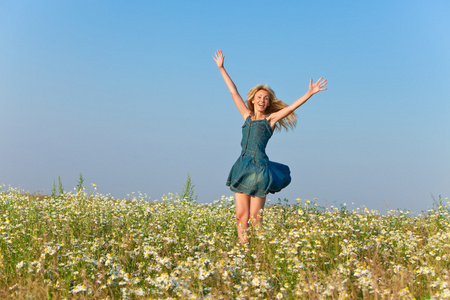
1,185,450,299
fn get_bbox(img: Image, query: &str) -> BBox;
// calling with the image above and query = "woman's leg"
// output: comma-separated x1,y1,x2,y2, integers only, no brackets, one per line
249,195,266,228
235,193,267,244
235,192,250,244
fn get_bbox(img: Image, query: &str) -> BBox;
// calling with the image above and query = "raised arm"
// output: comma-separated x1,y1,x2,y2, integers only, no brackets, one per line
213,50,251,119
268,77,327,127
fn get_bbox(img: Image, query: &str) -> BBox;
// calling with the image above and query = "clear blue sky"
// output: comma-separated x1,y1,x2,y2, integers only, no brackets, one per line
1,0,449,213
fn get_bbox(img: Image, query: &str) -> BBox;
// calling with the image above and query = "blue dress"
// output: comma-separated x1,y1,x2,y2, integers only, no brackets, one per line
226,116,291,197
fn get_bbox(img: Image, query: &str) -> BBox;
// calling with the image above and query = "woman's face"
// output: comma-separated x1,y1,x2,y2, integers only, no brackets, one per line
253,90,270,113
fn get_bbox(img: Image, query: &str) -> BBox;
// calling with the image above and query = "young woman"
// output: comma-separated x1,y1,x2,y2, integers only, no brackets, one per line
213,50,327,244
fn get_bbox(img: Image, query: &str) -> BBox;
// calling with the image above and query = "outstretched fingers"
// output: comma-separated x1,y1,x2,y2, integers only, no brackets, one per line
319,78,327,91
213,49,225,67
315,77,328,91
308,77,328,94
213,49,223,60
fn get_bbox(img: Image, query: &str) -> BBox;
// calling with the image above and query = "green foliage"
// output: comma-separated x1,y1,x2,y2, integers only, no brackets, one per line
179,173,197,202
1,186,450,299
52,174,86,197
58,176,64,195
51,175,65,196
51,179,57,197
76,173,84,192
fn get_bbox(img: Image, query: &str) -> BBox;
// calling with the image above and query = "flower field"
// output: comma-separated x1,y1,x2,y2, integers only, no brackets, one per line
1,186,450,299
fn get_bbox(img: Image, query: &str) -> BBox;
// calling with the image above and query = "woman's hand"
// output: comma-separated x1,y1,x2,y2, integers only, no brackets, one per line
308,77,328,95
213,50,225,68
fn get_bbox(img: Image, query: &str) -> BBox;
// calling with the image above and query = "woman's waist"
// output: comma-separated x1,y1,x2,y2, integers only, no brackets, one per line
240,149,268,159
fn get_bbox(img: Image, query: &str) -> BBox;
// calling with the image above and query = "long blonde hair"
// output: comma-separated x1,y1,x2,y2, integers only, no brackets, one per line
246,84,297,131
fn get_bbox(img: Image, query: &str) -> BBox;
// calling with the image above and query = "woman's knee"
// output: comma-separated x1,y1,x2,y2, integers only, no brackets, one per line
249,209,263,221
236,213,249,223
235,210,249,224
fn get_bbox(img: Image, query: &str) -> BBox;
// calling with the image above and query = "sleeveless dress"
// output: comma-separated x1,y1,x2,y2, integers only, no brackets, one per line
226,115,291,197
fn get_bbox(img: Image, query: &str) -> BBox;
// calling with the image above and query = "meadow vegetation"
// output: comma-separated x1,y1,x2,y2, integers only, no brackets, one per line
1,183,450,299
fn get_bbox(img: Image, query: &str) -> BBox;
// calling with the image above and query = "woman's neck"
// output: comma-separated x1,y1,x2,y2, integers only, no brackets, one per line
252,111,267,120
